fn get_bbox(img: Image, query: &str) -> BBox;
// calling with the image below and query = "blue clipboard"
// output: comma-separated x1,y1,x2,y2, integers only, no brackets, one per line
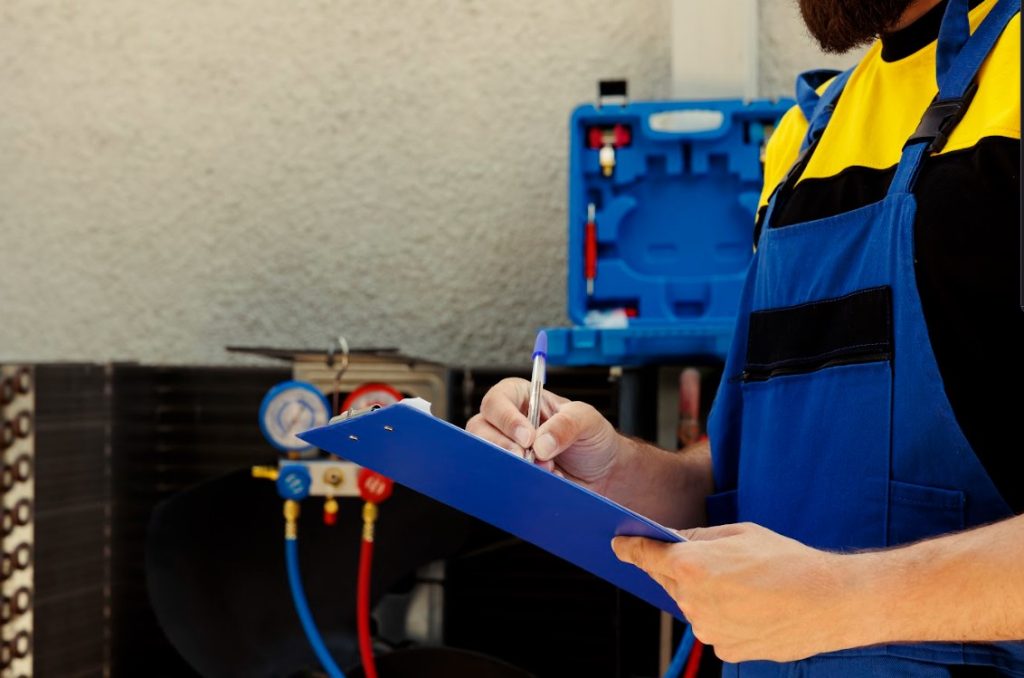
298,399,684,619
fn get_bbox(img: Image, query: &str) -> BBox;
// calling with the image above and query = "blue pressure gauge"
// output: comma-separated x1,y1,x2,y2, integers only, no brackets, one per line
258,381,332,453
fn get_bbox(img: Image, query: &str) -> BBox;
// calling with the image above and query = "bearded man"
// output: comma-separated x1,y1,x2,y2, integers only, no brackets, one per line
467,0,1023,675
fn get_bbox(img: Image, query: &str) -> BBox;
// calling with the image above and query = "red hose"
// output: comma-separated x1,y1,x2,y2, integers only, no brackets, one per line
357,537,378,678
585,221,597,283
683,639,704,678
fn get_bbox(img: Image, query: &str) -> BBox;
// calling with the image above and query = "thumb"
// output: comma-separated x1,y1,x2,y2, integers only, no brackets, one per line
678,522,753,541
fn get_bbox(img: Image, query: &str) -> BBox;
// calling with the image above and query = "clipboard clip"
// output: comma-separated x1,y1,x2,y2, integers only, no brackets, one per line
326,397,432,426
329,404,383,425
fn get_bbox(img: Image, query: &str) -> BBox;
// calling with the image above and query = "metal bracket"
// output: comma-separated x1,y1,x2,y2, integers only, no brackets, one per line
597,79,628,109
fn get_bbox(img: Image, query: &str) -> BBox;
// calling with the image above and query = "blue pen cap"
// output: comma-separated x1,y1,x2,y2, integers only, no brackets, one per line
532,330,548,360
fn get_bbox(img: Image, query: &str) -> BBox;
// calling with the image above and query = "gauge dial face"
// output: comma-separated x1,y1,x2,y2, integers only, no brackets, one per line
259,381,331,452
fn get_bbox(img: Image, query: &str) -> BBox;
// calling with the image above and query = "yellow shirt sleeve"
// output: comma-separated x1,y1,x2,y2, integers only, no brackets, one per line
758,104,810,212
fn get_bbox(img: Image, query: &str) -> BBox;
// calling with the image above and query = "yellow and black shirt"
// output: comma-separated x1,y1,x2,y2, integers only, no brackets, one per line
757,0,1022,511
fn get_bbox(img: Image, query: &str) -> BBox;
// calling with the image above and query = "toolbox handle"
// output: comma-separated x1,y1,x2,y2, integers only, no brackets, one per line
645,109,728,139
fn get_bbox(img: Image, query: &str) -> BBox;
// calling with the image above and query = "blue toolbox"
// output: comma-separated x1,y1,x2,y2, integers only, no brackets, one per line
544,87,795,366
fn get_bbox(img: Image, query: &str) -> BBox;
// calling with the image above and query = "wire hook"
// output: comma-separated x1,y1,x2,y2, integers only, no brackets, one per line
330,336,350,415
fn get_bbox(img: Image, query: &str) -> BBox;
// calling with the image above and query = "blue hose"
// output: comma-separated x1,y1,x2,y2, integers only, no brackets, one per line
663,624,696,678
285,537,347,678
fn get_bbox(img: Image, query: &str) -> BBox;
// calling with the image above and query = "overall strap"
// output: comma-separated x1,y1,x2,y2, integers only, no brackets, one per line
795,69,840,120
797,68,856,152
755,67,855,244
889,0,1020,195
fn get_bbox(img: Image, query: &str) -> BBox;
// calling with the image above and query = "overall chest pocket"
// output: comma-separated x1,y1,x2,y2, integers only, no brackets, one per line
734,287,895,551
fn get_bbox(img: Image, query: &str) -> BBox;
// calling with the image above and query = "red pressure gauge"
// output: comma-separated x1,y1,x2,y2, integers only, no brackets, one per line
341,383,403,413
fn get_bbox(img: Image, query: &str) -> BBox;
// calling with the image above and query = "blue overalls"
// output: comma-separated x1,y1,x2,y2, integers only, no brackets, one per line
705,0,1023,675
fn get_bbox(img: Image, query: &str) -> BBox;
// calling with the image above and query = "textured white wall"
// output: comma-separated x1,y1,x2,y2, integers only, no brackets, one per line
759,0,864,97
0,1,858,367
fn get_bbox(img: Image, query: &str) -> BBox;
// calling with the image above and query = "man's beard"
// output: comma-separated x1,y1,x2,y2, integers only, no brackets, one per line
798,0,916,53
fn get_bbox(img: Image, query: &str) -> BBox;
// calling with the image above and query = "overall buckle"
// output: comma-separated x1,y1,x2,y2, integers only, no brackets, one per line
905,81,979,154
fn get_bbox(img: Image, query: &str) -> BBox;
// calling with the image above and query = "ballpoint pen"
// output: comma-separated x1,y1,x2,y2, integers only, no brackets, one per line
525,330,547,463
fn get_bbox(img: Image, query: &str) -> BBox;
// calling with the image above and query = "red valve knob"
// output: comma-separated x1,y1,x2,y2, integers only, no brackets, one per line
613,124,631,147
357,469,393,504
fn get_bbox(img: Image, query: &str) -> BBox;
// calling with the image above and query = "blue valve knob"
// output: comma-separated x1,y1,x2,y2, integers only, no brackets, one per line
276,464,312,501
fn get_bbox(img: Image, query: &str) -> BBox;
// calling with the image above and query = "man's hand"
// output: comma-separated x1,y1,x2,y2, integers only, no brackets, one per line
466,377,714,527
465,377,625,494
612,523,858,663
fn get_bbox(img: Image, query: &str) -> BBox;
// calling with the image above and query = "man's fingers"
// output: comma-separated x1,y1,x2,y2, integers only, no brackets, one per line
466,413,526,457
611,536,676,574
678,522,756,542
479,378,533,447
539,389,570,420
532,400,603,461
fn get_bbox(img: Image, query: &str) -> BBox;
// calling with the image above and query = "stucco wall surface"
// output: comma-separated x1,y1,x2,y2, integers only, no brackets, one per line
1,1,858,367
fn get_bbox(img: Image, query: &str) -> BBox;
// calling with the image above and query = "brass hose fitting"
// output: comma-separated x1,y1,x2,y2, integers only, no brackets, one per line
284,500,300,540
361,502,378,542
